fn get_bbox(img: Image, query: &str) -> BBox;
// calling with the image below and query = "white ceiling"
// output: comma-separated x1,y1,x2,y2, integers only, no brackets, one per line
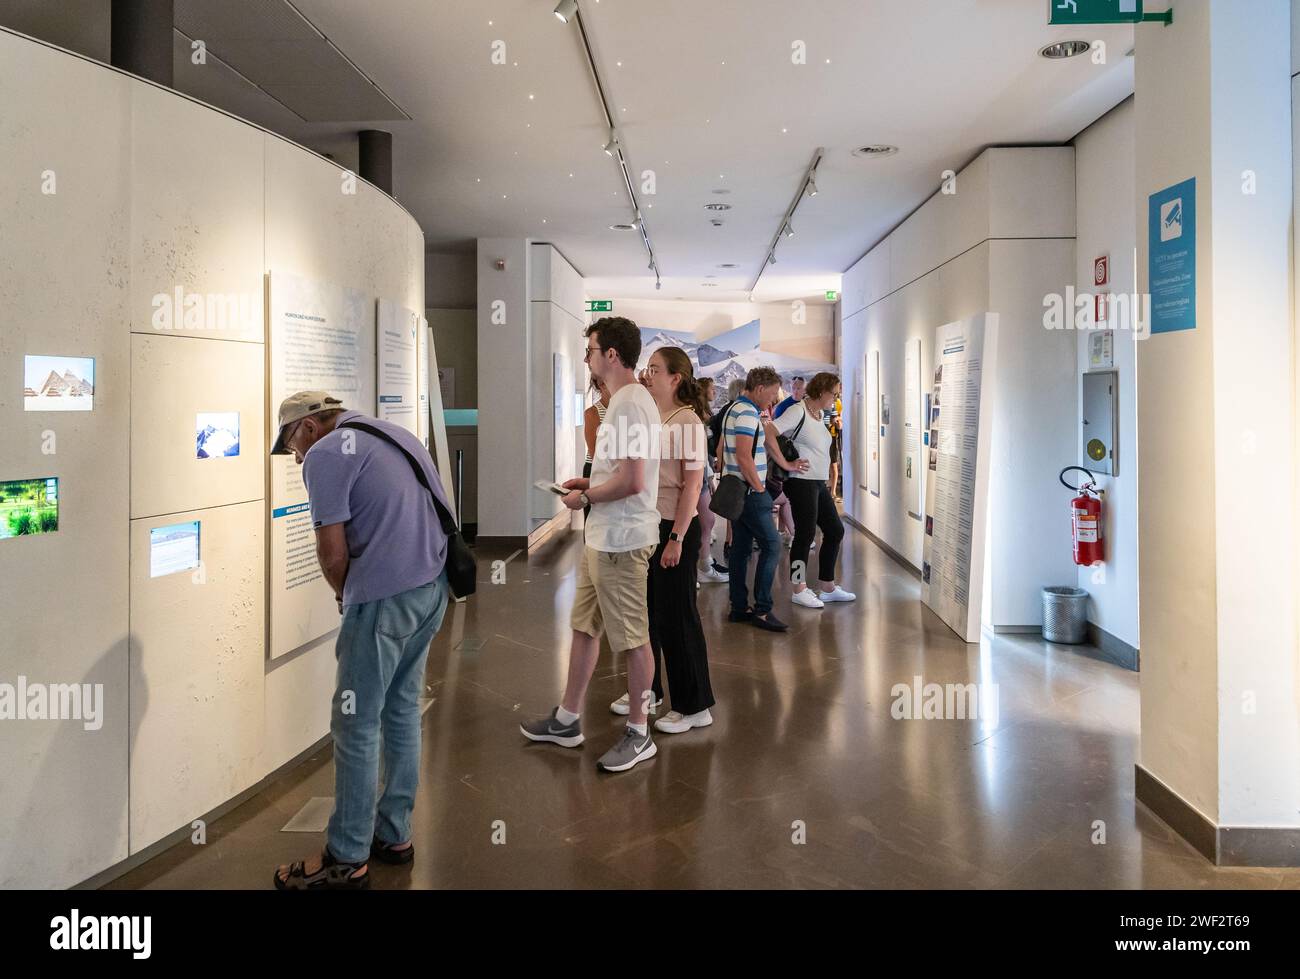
1,0,1136,304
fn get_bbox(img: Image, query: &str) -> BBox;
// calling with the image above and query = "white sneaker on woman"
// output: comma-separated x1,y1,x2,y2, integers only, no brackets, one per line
654,709,713,734
817,585,857,602
791,588,825,609
698,566,729,584
610,692,662,716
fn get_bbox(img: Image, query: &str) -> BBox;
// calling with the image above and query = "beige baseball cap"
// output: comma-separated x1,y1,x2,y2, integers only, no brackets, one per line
270,391,345,455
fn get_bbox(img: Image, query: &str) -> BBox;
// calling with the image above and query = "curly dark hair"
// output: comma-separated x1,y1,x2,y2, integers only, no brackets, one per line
745,366,781,391
585,317,641,370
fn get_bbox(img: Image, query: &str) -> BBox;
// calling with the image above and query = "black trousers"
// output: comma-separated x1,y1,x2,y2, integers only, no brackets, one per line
648,517,715,715
784,478,845,585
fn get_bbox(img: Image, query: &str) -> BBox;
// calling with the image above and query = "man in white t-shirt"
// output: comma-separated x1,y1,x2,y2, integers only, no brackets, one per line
520,317,662,772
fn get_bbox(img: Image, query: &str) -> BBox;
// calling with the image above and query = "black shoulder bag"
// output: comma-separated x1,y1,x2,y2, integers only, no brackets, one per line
338,421,477,599
768,404,808,495
708,401,757,522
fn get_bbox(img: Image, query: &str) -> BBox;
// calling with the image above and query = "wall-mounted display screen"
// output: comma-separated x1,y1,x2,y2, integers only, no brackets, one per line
0,477,59,539
150,520,200,577
196,412,240,459
24,355,94,412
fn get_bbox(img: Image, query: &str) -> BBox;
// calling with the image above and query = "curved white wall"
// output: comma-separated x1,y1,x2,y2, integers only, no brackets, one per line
0,29,424,888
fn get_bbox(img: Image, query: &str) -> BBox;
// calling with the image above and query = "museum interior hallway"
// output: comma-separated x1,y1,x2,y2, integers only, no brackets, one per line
104,525,1300,890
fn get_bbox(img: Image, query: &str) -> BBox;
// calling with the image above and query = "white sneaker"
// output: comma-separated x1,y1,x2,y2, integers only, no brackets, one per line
654,708,713,734
698,567,730,584
791,588,825,609
610,693,662,716
818,585,856,603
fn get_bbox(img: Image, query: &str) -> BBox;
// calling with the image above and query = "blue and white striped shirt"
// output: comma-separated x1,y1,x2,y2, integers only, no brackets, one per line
722,396,765,483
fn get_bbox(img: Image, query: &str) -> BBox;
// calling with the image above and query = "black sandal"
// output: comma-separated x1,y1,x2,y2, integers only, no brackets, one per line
370,836,415,865
273,848,370,890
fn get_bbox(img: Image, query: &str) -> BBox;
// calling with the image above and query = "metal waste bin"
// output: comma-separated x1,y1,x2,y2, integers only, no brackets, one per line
1042,586,1088,644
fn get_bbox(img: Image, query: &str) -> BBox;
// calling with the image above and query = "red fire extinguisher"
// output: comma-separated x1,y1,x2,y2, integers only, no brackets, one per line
1060,467,1103,566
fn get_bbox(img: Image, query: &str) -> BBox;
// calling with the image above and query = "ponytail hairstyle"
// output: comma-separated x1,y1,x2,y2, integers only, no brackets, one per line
656,346,711,423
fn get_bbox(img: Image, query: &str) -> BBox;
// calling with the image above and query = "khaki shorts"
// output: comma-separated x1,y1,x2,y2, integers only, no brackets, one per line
570,544,655,652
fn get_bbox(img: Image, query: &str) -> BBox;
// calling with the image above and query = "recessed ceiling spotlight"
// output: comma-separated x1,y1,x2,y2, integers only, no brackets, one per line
1039,39,1092,59
712,189,731,195
852,144,898,158
609,223,636,231
702,283,717,287
717,263,738,269
553,0,578,24
704,203,732,211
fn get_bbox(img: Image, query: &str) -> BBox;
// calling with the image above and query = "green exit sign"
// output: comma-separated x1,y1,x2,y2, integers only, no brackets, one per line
586,300,613,313
825,291,838,302
1049,0,1170,24
1050,0,1139,23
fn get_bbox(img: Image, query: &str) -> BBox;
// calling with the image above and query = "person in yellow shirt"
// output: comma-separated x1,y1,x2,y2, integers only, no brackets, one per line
827,395,842,498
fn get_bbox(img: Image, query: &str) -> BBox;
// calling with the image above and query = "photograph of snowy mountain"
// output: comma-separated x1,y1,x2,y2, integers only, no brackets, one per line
196,411,241,459
23,355,95,412
150,520,200,578
638,318,836,408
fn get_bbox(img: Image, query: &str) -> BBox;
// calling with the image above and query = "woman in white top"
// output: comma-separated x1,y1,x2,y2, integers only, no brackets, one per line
774,372,856,609
609,346,715,733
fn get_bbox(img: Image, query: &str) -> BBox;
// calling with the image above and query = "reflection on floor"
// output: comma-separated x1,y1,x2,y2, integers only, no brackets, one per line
108,523,1300,889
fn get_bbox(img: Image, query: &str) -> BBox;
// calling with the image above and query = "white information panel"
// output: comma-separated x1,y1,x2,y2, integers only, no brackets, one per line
377,299,420,435
904,337,922,520
854,365,866,491
553,353,575,486
921,313,998,643
268,271,368,660
867,350,881,497
417,316,430,448
425,323,456,520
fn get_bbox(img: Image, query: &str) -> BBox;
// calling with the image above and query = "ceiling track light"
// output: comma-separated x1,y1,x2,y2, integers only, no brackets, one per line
747,147,822,297
557,2,661,294
553,0,578,25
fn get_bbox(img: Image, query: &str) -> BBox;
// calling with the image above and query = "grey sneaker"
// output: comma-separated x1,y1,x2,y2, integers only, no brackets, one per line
520,708,584,748
596,726,657,772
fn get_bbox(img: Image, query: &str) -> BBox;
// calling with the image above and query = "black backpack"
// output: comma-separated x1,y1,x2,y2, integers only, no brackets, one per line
707,399,734,462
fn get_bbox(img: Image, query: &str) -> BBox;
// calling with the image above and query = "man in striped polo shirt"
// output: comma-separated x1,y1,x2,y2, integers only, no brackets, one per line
722,366,804,632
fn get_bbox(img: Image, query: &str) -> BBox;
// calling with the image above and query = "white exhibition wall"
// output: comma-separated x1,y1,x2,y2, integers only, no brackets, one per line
1073,100,1140,652
840,148,1079,633
475,239,587,540
0,29,424,886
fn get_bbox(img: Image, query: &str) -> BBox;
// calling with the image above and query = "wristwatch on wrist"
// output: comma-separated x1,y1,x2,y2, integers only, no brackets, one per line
669,531,681,542
579,491,591,507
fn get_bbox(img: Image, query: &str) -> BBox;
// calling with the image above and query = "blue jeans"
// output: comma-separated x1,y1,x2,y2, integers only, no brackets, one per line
327,574,449,864
728,488,780,616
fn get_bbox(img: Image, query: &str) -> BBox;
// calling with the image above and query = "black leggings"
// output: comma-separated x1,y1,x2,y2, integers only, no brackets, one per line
648,517,714,715
783,478,845,586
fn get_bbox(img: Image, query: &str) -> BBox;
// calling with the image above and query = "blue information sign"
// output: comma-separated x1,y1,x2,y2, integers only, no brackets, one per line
1147,178,1197,334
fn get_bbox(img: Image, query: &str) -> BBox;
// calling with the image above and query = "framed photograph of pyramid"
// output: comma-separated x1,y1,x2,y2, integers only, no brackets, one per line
24,355,94,412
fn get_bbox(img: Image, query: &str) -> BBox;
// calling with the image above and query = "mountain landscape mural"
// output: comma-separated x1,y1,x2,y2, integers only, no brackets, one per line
637,319,836,408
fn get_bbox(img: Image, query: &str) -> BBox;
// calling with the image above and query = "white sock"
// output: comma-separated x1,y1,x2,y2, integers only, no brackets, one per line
628,721,648,736
556,706,580,725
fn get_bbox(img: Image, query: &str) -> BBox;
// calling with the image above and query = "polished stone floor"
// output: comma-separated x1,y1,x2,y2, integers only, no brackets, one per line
108,524,1300,889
